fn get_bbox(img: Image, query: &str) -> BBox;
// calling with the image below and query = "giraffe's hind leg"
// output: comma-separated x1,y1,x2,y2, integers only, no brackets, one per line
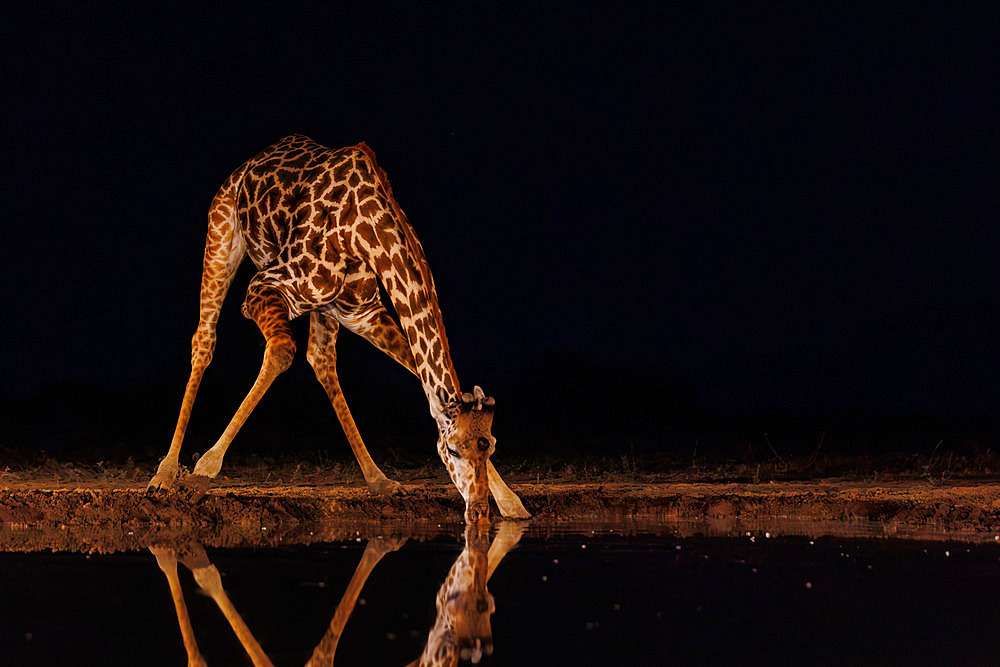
179,285,296,500
149,192,245,492
307,310,405,497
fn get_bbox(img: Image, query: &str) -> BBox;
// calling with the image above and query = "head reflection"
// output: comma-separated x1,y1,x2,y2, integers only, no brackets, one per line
150,523,524,666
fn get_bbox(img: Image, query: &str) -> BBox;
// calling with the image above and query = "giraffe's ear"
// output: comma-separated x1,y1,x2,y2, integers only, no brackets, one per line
430,389,453,423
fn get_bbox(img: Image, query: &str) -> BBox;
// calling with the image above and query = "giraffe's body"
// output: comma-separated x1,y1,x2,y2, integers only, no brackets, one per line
148,135,529,522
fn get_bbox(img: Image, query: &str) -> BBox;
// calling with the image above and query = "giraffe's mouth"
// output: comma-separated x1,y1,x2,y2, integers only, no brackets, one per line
465,502,490,524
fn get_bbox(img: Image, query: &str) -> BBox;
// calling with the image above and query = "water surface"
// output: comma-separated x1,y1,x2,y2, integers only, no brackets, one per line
3,521,1000,665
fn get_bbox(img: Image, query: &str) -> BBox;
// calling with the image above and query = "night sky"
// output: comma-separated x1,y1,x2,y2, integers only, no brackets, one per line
3,4,999,458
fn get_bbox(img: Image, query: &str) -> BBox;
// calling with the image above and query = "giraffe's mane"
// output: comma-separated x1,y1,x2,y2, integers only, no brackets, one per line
353,141,460,396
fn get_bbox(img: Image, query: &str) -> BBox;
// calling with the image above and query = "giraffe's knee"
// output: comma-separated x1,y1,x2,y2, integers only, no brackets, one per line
190,328,216,367
305,346,334,378
265,333,297,374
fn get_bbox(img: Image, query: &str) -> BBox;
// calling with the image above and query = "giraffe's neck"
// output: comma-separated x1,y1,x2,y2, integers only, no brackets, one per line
352,143,462,425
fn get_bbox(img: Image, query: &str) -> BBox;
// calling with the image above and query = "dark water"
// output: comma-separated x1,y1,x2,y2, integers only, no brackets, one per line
3,523,1000,666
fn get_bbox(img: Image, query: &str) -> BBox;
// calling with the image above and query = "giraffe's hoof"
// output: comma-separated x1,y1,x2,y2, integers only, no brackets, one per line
500,506,532,520
148,545,178,573
367,477,407,498
178,474,213,502
146,470,179,494
369,535,408,556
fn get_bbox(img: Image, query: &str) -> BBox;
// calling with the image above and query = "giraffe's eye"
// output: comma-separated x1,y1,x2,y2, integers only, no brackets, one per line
447,446,461,459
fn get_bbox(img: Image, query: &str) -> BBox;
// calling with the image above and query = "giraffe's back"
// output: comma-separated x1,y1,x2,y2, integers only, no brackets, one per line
227,135,385,318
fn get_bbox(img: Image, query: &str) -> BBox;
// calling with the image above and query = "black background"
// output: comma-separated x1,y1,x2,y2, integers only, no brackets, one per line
3,3,998,462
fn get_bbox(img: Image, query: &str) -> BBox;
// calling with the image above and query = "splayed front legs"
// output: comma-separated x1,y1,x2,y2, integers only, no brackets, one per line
487,460,531,519
307,310,405,496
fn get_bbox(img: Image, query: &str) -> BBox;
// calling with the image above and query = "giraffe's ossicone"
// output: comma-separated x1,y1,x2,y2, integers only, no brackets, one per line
147,135,530,523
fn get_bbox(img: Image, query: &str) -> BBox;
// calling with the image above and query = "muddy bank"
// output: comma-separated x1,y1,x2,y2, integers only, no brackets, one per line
2,479,1000,552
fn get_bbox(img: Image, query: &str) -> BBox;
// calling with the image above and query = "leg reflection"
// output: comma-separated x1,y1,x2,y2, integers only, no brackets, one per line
150,546,207,667
306,536,408,667
151,542,275,667
149,525,523,667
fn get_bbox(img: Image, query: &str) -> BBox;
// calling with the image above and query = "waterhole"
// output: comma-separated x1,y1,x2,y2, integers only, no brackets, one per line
2,521,999,665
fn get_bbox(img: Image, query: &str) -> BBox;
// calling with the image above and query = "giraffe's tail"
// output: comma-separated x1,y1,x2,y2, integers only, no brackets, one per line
192,184,246,351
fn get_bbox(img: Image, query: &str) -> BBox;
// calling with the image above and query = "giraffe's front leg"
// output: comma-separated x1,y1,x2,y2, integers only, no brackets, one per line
307,310,406,498
487,460,531,519
180,287,296,501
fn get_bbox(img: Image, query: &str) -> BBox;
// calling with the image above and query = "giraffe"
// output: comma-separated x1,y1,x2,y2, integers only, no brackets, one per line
149,524,524,666
146,135,530,522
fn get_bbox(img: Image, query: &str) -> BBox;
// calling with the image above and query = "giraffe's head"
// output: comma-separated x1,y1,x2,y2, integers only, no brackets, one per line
440,386,496,524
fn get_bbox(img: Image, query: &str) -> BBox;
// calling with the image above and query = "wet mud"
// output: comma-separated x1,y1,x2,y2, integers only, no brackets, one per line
3,479,1000,552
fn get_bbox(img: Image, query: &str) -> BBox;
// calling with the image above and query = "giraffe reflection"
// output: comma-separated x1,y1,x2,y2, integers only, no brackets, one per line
150,523,524,666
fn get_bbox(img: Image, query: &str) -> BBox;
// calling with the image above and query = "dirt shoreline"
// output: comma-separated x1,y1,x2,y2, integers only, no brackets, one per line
3,479,1000,553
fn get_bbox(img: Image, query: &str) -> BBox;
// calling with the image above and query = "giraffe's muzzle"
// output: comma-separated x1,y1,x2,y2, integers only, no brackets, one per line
465,502,490,524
